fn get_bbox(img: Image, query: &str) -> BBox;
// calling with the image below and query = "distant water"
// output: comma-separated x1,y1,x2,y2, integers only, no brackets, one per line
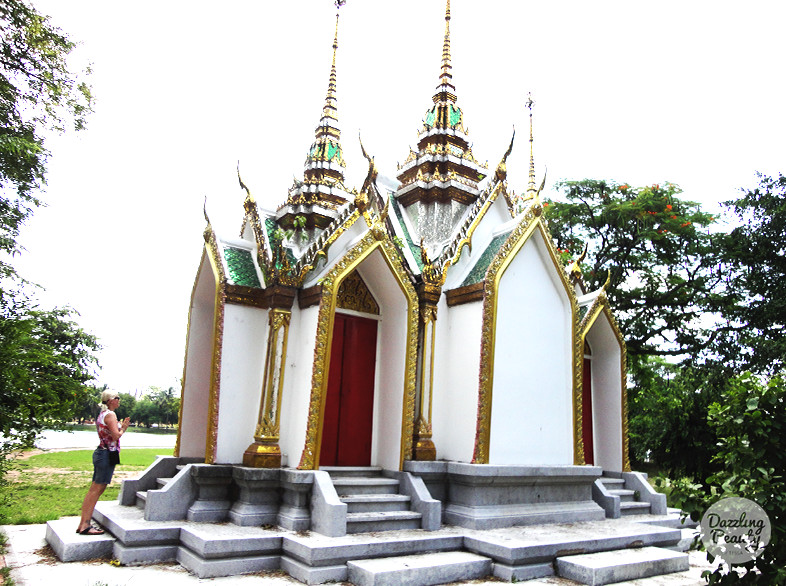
34,429,177,451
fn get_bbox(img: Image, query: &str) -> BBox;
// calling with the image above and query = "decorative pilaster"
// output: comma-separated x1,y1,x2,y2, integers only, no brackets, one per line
243,308,291,468
413,256,443,460
413,299,438,460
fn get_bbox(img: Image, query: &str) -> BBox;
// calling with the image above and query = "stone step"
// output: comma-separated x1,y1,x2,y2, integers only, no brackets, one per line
322,466,383,478
556,546,689,585
135,490,147,509
599,477,625,487
620,501,651,516
607,489,636,502
342,494,412,513
347,551,492,586
333,477,401,496
156,477,173,488
346,511,422,534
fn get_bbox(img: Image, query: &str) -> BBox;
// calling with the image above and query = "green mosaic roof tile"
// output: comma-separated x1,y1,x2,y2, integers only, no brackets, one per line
224,246,262,288
460,232,510,287
579,304,590,321
424,106,437,129
264,218,297,270
449,104,462,127
390,195,424,271
308,140,342,163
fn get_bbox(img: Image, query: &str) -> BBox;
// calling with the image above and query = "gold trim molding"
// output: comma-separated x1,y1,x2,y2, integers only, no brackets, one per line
297,228,419,470
203,225,227,464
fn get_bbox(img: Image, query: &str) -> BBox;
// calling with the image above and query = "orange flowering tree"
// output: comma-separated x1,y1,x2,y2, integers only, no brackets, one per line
544,179,720,360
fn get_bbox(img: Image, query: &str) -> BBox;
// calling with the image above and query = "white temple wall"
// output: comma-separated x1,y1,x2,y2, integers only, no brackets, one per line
179,254,216,459
279,303,320,468
586,312,624,471
490,231,574,465
433,298,483,463
214,304,268,464
357,250,408,471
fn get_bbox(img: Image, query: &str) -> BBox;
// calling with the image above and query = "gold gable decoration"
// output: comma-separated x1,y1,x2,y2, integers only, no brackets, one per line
336,270,380,315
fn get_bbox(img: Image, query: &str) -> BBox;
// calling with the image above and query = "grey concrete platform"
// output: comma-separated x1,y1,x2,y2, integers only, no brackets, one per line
45,517,114,562
347,551,492,586
464,519,682,566
557,546,690,585
7,521,716,585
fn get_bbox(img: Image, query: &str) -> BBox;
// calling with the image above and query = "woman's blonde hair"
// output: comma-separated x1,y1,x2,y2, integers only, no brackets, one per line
99,390,120,412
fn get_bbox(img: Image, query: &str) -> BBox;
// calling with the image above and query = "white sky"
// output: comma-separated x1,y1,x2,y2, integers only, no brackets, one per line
16,0,786,393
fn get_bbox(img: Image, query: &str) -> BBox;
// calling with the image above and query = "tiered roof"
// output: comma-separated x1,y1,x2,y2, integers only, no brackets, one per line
278,1,352,234
395,0,488,210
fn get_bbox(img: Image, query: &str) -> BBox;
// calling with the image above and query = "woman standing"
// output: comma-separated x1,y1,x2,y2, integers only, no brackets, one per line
77,390,130,535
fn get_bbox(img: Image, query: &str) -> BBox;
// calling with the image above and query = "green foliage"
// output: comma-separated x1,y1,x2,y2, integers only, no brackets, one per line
717,173,786,374
0,293,100,449
628,358,722,480
130,386,180,427
544,179,720,359
669,373,786,583
0,0,93,263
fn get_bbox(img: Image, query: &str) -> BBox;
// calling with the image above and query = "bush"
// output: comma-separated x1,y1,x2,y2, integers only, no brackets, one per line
671,373,786,583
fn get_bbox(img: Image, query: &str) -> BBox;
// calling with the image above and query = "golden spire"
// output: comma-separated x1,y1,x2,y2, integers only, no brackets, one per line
318,1,344,137
437,0,454,96
526,93,537,196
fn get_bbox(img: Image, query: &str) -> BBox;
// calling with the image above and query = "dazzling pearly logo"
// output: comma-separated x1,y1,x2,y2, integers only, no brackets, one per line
700,497,771,564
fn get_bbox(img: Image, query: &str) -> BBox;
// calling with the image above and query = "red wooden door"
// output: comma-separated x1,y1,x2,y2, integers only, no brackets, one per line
320,313,378,467
582,358,594,465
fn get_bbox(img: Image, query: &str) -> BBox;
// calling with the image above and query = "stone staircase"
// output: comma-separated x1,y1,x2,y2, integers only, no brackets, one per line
597,476,653,516
135,469,178,510
323,467,423,533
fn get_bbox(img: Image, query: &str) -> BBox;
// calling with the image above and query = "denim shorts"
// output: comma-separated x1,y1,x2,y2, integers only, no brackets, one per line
92,448,116,485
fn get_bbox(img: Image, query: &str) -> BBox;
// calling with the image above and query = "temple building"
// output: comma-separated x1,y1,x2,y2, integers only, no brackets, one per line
176,0,628,478
47,3,695,583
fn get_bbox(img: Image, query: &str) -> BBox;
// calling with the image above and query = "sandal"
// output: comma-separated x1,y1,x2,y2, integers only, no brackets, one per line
76,526,105,535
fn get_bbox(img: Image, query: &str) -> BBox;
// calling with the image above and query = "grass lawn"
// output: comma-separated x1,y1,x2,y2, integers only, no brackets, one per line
0,449,165,525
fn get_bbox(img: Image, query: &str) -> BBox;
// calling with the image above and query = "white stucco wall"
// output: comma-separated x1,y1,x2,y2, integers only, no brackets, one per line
490,229,574,465
433,297,483,463
214,304,268,463
279,304,320,468
179,254,216,460
586,311,624,471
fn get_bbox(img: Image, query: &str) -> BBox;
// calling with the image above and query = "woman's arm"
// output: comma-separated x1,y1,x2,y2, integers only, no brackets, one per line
103,412,130,442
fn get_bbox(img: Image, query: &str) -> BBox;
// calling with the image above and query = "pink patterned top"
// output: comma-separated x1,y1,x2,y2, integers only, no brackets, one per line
96,410,120,451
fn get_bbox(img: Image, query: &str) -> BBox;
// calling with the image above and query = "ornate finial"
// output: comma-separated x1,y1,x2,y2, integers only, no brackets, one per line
438,0,453,92
358,132,378,212
526,93,537,196
237,161,253,202
203,195,210,225
602,268,612,292
568,243,588,281
495,127,515,182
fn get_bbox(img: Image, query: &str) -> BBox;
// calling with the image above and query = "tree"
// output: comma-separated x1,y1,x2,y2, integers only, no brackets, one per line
115,392,136,422
717,173,786,374
543,180,733,476
1,0,93,269
0,292,99,448
544,180,722,360
628,358,725,480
